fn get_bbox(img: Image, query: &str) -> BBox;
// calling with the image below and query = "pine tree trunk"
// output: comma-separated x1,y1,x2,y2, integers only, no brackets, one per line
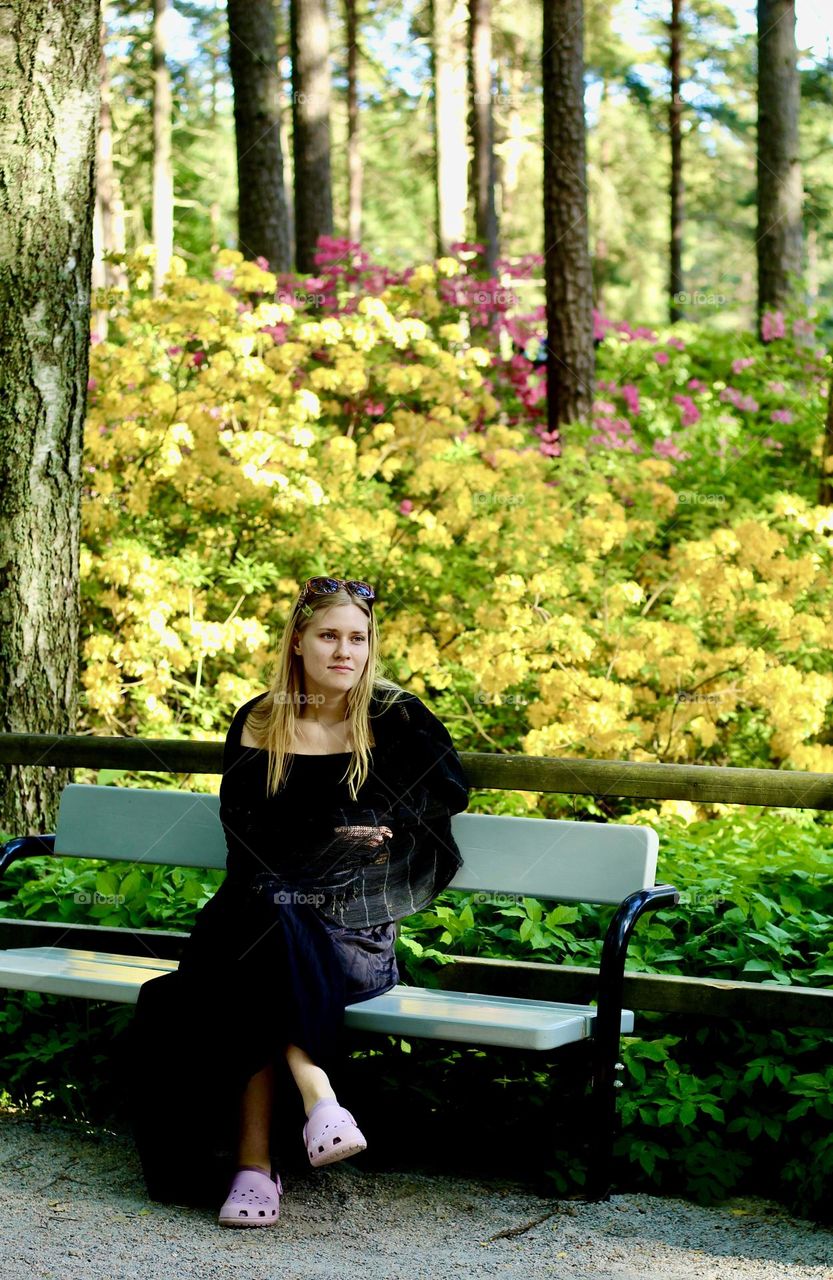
152,0,173,296
290,0,333,273
0,0,100,834
669,0,684,323
432,0,469,255
468,0,498,275
227,0,292,273
542,0,594,429
756,0,803,323
344,0,362,247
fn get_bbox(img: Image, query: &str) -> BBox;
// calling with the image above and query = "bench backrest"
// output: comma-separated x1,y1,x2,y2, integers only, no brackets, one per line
54,784,659,905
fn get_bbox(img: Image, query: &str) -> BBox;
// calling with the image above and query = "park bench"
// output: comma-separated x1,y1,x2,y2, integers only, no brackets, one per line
0,782,678,1201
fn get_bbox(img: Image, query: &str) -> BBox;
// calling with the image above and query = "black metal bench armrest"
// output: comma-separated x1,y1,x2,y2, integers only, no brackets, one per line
0,834,56,883
583,882,680,1202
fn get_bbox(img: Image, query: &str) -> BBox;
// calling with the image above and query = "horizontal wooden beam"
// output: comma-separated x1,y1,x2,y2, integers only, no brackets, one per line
433,956,833,1029
1,734,832,808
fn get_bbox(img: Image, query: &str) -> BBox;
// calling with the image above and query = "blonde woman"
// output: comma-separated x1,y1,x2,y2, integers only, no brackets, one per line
126,576,470,1227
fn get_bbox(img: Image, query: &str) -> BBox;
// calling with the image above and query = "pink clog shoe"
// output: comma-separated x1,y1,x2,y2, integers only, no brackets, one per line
218,1165,283,1227
303,1097,367,1168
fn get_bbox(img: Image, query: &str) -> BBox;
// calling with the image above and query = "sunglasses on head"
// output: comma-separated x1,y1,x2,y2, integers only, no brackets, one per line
297,577,376,614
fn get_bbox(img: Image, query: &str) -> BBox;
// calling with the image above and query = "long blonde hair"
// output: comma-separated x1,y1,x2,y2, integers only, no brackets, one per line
245,585,408,801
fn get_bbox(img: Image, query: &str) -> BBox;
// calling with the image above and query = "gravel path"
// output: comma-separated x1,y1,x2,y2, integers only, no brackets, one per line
1,1109,830,1279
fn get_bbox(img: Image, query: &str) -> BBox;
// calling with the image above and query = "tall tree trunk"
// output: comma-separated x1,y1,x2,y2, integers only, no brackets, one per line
592,76,610,315
468,0,498,274
756,0,803,325
0,0,100,834
669,0,684,323
542,0,594,428
820,364,833,506
432,0,469,255
344,0,362,246
290,0,334,273
227,0,291,272
500,61,524,223
152,0,173,296
92,1,127,340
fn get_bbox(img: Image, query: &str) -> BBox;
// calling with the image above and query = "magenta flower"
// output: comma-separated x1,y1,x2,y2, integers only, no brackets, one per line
770,409,794,424
673,394,700,426
654,351,669,365
399,499,413,514
687,378,706,392
190,351,206,367
731,357,755,374
761,310,785,342
87,378,97,392
667,336,686,351
654,438,690,460
621,383,640,415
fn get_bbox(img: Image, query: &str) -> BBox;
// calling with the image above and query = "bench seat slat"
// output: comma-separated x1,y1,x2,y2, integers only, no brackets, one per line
0,947,634,1049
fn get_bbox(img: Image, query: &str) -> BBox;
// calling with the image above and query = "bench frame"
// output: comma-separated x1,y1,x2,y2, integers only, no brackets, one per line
0,805,679,1203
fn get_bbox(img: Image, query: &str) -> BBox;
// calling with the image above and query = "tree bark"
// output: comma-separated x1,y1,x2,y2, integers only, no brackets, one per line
432,0,469,255
227,0,291,272
669,0,684,323
92,1,127,340
152,0,173,296
344,0,362,247
468,0,498,274
756,0,804,323
542,0,594,428
289,0,333,273
0,0,100,834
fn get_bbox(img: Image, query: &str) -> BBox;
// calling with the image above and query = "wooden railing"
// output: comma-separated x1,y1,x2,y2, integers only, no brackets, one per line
2,733,832,1029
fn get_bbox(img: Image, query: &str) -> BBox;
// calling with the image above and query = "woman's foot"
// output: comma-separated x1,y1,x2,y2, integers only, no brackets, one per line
218,1166,282,1228
303,1097,367,1168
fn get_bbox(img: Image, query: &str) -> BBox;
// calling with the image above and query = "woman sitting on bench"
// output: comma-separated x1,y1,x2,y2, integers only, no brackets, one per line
126,574,470,1227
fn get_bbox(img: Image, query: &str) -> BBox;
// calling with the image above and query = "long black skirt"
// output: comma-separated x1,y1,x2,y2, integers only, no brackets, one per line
123,875,387,1207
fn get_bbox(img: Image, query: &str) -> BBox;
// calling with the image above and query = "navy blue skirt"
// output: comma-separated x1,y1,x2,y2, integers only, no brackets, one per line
124,875,398,1204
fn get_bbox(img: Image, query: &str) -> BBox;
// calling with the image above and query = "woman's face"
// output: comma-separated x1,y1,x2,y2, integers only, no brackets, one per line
293,602,371,697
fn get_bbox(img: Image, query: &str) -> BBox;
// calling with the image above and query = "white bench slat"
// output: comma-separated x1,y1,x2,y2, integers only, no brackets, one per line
54,784,658,904
0,947,634,1050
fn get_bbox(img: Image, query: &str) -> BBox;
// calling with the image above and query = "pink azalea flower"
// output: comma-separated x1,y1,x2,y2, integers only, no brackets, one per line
621,383,640,415
654,351,669,365
770,409,794,424
87,378,97,392
687,378,706,392
190,351,206,367
399,499,413,514
166,345,182,356
761,310,785,342
673,394,700,426
766,380,786,393
731,357,755,374
667,336,686,350
654,438,690,460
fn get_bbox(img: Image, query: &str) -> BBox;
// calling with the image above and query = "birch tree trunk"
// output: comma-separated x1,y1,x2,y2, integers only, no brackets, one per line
432,0,469,255
0,0,100,833
542,0,594,429
756,0,804,323
290,0,333,273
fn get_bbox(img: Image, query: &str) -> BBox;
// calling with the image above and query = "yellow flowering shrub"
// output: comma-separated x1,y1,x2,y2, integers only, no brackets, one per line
81,249,833,802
